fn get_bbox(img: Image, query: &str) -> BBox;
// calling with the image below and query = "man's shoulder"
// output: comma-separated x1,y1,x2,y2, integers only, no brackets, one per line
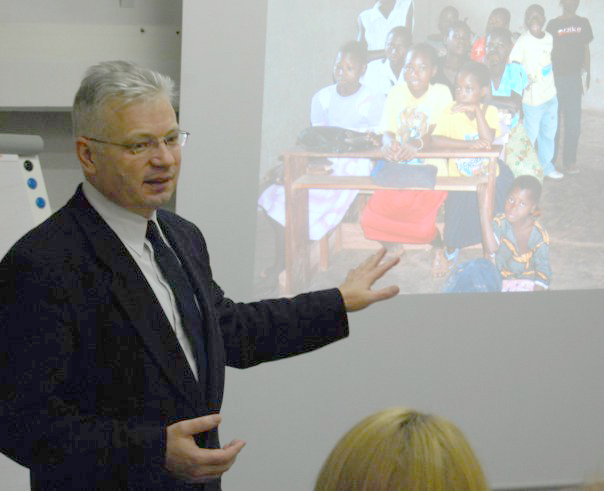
157,209,207,249
0,205,93,299
157,208,198,231
5,202,79,258
2,187,115,270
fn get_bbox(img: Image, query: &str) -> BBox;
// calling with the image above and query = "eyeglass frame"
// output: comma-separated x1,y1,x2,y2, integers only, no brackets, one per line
85,130,190,155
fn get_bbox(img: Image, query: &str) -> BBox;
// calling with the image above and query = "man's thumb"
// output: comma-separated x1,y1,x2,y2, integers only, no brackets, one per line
179,414,221,436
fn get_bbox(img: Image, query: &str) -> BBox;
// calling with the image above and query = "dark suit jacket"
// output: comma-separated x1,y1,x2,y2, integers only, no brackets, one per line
0,186,348,490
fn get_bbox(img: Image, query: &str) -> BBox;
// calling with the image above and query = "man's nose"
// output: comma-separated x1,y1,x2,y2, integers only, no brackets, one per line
149,139,177,164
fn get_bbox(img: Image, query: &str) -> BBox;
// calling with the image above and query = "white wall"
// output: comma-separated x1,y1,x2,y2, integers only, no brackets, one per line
0,0,181,109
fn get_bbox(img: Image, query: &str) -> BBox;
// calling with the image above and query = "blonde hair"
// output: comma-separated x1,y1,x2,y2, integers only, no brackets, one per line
583,480,604,491
315,407,489,491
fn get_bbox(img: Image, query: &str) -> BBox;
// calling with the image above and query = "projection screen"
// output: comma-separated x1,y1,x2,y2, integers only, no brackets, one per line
177,1,604,489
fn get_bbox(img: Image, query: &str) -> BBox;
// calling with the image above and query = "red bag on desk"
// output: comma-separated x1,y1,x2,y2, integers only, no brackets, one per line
360,189,447,244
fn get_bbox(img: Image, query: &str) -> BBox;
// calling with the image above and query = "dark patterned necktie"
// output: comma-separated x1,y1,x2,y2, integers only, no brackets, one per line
146,220,206,385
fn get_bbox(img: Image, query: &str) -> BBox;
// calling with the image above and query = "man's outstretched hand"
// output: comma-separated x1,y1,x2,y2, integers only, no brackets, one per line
338,248,400,312
165,414,246,484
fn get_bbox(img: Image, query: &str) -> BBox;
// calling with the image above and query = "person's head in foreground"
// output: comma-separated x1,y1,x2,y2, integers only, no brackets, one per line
314,407,489,491
73,60,188,218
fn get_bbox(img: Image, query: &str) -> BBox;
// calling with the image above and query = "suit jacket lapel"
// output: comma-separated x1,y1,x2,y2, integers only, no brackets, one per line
67,188,204,411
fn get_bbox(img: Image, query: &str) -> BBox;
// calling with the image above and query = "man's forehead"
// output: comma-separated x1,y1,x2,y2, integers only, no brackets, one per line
98,96,178,134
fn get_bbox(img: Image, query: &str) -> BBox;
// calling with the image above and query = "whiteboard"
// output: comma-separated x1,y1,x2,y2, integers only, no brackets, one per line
0,154,51,258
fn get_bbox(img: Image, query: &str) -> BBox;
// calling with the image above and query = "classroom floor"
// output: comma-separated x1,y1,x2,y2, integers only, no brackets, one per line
253,109,604,299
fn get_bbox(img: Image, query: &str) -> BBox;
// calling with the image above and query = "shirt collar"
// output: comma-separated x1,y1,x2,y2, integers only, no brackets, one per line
369,0,402,20
82,180,158,257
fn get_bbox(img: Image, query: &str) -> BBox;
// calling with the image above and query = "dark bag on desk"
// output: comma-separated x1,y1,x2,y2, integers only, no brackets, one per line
296,126,378,153
371,160,438,189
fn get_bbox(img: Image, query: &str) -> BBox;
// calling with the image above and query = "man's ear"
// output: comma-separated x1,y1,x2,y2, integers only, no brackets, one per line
76,137,97,177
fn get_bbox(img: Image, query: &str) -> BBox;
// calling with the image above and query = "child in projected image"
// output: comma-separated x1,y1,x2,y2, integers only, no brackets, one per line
482,175,551,291
485,28,526,128
546,0,594,175
485,27,543,182
433,21,473,98
431,61,514,277
362,26,412,96
509,4,562,180
258,41,384,272
470,7,511,63
443,175,551,292
358,0,414,61
360,43,452,256
426,5,460,58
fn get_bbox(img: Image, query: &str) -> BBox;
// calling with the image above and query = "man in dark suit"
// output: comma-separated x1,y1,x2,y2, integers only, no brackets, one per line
0,61,399,490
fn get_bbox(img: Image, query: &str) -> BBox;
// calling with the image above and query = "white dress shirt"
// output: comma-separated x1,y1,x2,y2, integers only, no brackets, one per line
82,180,198,380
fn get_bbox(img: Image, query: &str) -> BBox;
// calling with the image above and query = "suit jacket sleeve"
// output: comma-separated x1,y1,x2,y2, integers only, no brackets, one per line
164,213,350,370
0,243,167,485
215,287,349,369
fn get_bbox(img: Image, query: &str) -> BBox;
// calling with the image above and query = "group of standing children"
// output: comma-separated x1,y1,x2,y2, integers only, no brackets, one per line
440,0,592,292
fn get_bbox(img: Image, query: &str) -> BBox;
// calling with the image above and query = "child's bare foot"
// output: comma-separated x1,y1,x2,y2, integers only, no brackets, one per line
432,247,458,278
431,248,449,278
381,241,406,258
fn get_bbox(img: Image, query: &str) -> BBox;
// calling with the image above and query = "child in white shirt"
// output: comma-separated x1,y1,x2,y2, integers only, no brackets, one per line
509,4,562,179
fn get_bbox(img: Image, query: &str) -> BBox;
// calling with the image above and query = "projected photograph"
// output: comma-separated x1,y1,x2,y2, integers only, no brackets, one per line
253,0,603,298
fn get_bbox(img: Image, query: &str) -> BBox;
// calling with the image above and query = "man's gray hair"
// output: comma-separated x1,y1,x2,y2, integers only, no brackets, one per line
72,60,177,137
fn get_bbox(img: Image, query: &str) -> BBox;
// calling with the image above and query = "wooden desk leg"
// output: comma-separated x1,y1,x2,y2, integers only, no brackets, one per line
481,157,497,252
283,155,310,295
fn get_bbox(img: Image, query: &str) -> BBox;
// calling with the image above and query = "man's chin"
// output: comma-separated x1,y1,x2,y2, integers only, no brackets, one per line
143,188,175,209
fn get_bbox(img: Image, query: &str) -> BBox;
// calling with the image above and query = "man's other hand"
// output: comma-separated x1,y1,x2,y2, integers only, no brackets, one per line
165,414,246,483
338,248,400,312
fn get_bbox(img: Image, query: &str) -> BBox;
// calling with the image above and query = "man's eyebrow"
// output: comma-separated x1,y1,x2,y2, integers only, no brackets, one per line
127,128,180,140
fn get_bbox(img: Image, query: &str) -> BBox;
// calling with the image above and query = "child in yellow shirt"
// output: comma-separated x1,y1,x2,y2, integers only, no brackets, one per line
431,61,514,276
432,61,500,176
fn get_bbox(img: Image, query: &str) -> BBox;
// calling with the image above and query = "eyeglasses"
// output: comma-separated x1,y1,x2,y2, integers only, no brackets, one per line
86,131,190,155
